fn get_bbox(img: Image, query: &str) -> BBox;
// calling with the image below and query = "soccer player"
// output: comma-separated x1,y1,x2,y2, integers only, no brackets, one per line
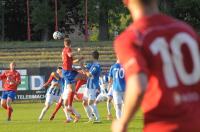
112,0,200,132
109,61,126,119
61,37,84,121
81,50,101,123
0,62,21,121
39,67,65,121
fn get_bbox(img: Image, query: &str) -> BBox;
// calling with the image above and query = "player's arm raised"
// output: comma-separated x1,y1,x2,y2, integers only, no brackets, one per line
43,73,54,88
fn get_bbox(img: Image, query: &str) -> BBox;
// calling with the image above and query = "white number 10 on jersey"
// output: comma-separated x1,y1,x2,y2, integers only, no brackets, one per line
150,32,200,88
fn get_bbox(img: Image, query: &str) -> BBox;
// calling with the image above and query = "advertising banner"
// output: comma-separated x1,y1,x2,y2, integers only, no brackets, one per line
18,76,29,91
30,76,45,90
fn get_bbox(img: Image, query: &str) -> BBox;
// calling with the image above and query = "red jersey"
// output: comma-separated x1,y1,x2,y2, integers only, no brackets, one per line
62,47,73,70
0,70,21,92
114,14,200,132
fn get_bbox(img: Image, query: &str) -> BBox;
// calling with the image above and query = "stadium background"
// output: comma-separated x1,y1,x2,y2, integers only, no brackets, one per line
0,0,199,132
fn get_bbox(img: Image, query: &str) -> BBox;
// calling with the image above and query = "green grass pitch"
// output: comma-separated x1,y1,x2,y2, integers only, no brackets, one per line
0,102,143,132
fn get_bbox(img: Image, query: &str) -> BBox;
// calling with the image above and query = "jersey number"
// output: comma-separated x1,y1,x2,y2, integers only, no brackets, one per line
150,32,200,88
114,68,125,79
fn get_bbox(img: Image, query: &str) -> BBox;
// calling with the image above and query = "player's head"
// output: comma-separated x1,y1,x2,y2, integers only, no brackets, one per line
92,50,99,60
64,37,71,47
56,66,62,74
123,0,158,20
10,61,16,70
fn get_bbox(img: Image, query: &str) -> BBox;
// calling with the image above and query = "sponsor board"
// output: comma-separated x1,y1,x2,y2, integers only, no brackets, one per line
16,90,46,100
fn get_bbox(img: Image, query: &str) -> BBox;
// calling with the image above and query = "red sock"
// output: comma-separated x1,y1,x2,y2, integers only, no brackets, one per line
68,92,75,106
7,106,13,120
52,100,63,116
75,79,87,92
2,104,7,110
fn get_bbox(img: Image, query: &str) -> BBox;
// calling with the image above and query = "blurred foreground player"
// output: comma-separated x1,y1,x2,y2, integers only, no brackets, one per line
0,62,21,121
112,0,200,132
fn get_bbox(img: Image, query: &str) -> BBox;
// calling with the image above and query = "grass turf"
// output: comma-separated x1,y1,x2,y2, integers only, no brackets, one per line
0,102,143,132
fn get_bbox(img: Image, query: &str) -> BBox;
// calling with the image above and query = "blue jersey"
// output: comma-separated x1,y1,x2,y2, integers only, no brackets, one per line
109,63,126,92
86,62,101,89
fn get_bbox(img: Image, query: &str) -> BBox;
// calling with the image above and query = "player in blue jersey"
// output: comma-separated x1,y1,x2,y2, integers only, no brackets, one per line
81,50,101,123
109,61,126,119
39,67,65,121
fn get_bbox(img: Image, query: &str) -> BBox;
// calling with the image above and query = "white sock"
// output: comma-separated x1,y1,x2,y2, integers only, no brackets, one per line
39,107,48,120
63,107,72,120
107,101,111,115
115,104,122,119
83,105,92,120
89,104,100,120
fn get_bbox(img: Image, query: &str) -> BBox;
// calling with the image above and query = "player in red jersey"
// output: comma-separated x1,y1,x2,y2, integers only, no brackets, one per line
112,0,200,132
62,37,85,122
0,62,21,121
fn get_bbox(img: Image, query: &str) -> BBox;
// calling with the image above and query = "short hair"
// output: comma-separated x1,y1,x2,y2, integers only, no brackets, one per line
57,66,62,70
92,50,99,60
64,37,71,46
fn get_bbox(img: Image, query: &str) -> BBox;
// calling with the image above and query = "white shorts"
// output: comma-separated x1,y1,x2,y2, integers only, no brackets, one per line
61,87,69,100
113,91,124,105
83,88,96,101
96,93,108,102
107,87,113,97
45,94,60,105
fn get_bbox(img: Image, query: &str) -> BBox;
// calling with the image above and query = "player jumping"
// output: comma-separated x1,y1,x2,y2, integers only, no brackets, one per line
62,37,85,122
0,62,21,121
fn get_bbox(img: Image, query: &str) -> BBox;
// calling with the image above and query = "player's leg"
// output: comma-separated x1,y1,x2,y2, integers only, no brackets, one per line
113,91,124,119
88,89,100,122
49,97,63,120
74,79,86,100
1,91,8,110
6,91,16,121
107,88,113,120
82,88,93,121
39,95,52,121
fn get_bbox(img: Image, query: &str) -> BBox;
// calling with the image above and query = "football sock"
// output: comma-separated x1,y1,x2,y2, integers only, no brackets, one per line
68,91,75,106
7,106,13,120
63,107,72,120
89,104,100,120
39,107,48,120
51,100,63,117
107,101,111,115
83,105,92,120
116,104,122,119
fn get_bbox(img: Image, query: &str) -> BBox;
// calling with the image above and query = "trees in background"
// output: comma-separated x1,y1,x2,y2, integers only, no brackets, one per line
0,0,199,41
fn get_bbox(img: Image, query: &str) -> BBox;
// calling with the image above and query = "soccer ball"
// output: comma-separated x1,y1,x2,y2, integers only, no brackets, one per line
53,31,62,40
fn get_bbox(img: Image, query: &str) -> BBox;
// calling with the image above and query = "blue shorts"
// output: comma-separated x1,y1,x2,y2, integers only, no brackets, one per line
1,91,16,100
62,70,78,84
